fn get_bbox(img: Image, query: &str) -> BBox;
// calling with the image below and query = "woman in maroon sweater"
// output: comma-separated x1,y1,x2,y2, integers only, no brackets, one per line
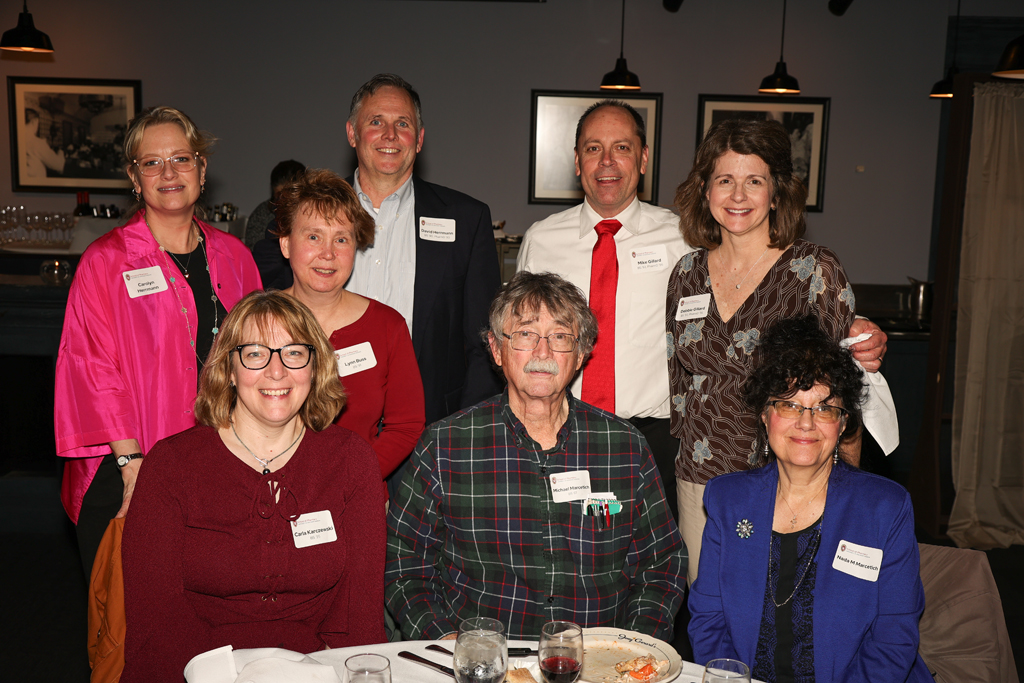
121,290,386,682
275,168,425,480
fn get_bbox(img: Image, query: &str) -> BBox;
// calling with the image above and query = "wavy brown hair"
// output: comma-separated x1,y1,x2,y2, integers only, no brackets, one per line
272,168,375,250
675,118,807,250
195,290,345,431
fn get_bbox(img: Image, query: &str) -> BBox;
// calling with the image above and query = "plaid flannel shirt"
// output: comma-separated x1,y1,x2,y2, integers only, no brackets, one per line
385,390,686,640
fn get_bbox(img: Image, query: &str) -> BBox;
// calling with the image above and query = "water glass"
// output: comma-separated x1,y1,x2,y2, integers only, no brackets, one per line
703,658,750,682
344,653,391,683
454,616,507,683
539,621,583,683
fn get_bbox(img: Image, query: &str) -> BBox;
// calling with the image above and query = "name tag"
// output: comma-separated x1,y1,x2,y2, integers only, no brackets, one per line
629,244,669,273
123,266,168,298
832,539,883,582
334,342,377,377
419,217,456,242
550,470,592,503
291,510,338,548
675,293,712,321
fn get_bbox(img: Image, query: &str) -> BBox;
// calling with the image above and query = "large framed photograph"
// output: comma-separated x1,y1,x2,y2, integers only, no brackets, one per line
697,94,830,212
7,76,142,193
530,90,662,205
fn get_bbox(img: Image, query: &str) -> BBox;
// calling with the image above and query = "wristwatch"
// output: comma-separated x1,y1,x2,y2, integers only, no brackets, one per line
116,452,144,468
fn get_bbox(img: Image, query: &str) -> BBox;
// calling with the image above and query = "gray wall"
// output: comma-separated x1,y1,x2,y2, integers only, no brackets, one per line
1,0,1022,283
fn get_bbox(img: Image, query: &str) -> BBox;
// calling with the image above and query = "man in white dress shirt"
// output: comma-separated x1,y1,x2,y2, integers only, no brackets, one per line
517,100,886,532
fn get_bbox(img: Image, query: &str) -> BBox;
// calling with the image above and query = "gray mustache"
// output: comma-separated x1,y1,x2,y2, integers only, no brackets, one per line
523,359,559,374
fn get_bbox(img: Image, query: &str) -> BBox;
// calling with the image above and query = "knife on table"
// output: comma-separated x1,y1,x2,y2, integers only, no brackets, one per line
398,651,456,679
426,643,539,658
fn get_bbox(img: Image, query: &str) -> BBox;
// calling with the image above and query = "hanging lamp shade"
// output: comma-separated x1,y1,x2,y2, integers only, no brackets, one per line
929,67,956,98
0,1,53,52
759,0,799,95
993,33,1024,79
601,57,642,90
759,61,800,94
599,0,641,91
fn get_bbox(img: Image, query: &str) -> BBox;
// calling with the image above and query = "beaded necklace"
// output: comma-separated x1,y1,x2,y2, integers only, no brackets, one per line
145,214,221,362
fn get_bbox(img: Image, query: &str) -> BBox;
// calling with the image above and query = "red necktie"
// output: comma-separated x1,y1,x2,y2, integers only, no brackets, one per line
581,219,621,413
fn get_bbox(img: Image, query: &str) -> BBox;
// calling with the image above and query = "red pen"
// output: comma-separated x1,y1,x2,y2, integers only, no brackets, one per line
604,502,611,528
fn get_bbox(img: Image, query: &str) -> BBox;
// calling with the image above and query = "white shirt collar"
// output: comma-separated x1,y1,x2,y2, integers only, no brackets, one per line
579,196,642,239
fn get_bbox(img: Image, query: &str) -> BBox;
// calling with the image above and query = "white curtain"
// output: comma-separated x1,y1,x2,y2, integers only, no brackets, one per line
947,82,1024,549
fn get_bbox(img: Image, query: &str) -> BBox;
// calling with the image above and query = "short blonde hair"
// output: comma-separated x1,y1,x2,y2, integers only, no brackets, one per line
195,290,345,431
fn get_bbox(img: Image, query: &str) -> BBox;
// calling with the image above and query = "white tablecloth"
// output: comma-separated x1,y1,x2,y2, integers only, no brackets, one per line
184,639,720,683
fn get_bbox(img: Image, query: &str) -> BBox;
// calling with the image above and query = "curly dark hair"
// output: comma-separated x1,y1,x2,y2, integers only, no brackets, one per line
743,314,864,465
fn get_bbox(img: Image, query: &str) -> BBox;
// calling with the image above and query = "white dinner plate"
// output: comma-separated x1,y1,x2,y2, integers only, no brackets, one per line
580,628,683,683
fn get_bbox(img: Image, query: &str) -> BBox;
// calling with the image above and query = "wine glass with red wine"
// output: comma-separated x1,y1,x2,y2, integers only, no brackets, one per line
539,621,584,683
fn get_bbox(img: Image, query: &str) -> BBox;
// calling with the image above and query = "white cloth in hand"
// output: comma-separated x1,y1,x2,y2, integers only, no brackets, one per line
841,333,900,455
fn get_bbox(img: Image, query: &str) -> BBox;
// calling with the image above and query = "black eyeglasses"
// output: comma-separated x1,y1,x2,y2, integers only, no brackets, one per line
503,331,578,353
768,400,848,424
235,344,314,370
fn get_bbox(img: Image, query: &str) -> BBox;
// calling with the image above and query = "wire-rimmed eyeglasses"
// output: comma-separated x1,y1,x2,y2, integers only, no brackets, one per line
235,344,315,370
132,152,200,176
502,331,578,353
768,400,848,424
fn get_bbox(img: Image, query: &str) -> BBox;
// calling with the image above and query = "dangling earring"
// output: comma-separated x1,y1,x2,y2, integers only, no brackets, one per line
762,439,770,461
132,188,140,200
833,442,840,465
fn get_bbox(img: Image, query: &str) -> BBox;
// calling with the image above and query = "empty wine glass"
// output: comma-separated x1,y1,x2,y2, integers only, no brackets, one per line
454,616,507,683
703,659,750,682
539,621,583,683
344,653,391,683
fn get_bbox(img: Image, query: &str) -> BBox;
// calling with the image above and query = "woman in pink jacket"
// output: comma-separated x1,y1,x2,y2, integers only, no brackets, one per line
54,106,261,575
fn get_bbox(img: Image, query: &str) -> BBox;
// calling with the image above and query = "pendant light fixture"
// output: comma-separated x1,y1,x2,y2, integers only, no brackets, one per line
993,32,1024,79
0,1,53,53
930,0,961,98
759,0,800,94
600,0,641,91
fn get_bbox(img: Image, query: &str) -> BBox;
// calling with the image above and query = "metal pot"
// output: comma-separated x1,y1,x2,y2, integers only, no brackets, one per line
907,277,933,323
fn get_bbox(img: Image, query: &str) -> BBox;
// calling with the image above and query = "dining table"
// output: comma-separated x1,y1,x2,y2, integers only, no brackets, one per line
182,637,751,683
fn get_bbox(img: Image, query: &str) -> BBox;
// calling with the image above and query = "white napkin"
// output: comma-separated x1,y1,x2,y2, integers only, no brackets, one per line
185,646,341,683
841,333,899,455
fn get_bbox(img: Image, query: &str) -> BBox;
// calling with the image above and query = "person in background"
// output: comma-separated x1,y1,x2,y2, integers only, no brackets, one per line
386,272,685,641
24,107,66,178
669,118,860,585
243,158,305,248
53,106,262,576
275,168,425,480
689,314,931,682
122,290,386,682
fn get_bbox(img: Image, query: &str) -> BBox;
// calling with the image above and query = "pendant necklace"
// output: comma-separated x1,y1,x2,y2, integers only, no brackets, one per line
779,476,830,529
230,419,305,475
721,245,771,290
773,521,822,608
165,245,194,279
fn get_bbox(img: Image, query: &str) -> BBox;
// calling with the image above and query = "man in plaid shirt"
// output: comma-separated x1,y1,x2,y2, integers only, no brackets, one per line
385,272,686,640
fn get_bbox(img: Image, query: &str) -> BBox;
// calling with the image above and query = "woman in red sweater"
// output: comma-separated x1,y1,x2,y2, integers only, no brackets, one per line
121,290,386,682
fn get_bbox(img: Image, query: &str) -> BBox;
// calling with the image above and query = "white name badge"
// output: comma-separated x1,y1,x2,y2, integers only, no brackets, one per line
550,470,592,503
675,293,712,321
419,217,456,242
832,539,883,582
334,342,378,377
629,244,669,274
291,510,338,548
123,266,168,299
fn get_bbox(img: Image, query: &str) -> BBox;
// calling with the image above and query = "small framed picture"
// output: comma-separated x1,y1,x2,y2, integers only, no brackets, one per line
7,76,143,193
529,89,662,205
697,94,830,212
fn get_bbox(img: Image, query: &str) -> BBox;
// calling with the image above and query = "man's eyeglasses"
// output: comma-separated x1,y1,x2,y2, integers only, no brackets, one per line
133,152,200,177
235,344,315,370
768,400,848,424
503,331,578,353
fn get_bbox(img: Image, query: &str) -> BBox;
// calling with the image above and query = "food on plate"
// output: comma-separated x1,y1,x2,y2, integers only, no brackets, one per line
613,655,669,682
505,668,538,683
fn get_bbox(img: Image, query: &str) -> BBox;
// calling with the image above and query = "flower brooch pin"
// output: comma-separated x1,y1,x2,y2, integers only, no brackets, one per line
736,519,754,539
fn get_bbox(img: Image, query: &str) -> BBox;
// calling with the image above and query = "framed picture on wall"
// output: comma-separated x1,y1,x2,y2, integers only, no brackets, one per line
697,94,830,212
7,76,143,193
529,89,662,205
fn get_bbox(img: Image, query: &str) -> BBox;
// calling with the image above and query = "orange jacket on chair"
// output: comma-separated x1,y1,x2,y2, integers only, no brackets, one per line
88,517,125,683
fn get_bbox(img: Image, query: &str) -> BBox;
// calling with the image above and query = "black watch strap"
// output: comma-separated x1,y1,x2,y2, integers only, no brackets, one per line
116,452,144,468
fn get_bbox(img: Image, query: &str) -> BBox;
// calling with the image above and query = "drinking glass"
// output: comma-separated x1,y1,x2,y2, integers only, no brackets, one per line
454,616,507,683
538,621,583,683
344,653,391,683
702,659,750,682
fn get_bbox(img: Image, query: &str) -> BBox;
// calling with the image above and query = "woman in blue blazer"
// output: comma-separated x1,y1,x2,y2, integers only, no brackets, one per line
689,315,931,682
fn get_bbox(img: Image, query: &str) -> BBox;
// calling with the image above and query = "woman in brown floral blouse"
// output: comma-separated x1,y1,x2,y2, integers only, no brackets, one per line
668,119,869,584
